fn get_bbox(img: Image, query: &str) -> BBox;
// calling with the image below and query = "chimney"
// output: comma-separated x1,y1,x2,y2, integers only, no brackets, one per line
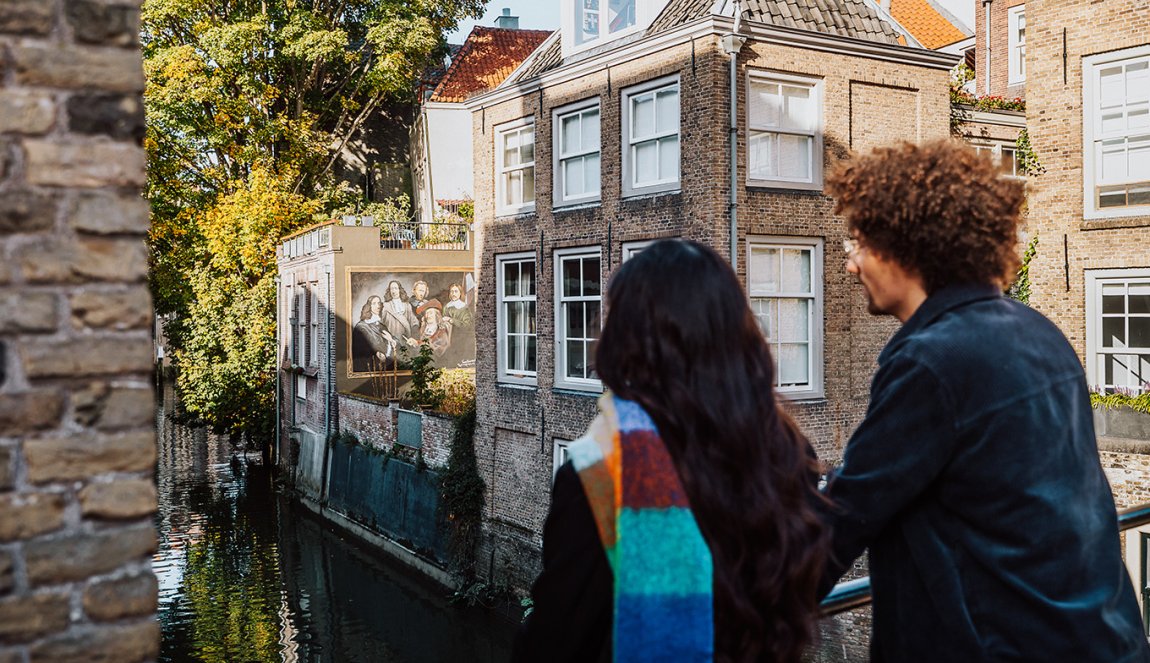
494,7,519,29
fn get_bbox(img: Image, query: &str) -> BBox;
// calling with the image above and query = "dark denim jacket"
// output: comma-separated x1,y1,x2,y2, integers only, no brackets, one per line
823,284,1150,662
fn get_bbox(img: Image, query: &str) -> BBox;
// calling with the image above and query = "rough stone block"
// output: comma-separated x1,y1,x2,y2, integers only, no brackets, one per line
23,431,155,483
0,492,67,542
21,237,148,284
73,383,154,430
0,0,53,36
24,140,146,188
69,191,150,235
0,593,70,644
11,45,144,93
0,292,58,333
67,94,145,142
83,573,157,621
0,91,55,135
29,620,160,663
79,479,156,519
70,288,151,330
0,446,11,491
0,391,66,437
66,1,140,47
0,189,57,235
25,525,156,586
0,551,12,595
20,336,152,379
0,649,22,663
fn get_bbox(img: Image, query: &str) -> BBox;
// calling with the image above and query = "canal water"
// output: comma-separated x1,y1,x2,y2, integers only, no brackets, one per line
154,388,516,662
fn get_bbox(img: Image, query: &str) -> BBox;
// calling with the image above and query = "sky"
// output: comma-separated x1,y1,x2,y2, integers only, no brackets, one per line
447,2,561,43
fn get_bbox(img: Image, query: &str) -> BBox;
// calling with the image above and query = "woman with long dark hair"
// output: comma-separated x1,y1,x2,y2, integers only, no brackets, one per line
513,239,828,663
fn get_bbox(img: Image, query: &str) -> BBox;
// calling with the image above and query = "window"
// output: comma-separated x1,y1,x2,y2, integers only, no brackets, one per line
747,238,824,398
1086,269,1150,394
554,101,601,205
295,284,305,366
1084,46,1150,218
552,439,572,479
622,239,657,261
296,373,307,401
622,77,680,196
284,283,295,365
574,0,637,46
496,120,536,215
972,143,1022,178
497,253,538,385
310,281,320,367
555,247,602,390
1008,7,1025,85
303,283,312,366
747,72,823,189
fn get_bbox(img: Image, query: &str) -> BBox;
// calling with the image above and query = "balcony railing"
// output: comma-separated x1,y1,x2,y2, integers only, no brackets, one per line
820,502,1150,616
379,220,470,251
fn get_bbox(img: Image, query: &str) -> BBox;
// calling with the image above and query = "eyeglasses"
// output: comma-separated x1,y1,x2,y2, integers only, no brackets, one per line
842,238,864,259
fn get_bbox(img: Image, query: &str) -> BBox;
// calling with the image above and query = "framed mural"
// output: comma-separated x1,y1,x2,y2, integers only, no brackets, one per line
346,268,476,380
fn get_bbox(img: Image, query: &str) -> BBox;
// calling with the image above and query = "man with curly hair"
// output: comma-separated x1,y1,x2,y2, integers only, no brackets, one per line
820,140,1149,661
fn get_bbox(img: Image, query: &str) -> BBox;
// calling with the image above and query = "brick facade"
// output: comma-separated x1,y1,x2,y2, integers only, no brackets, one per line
468,22,953,589
0,0,159,660
973,0,1027,97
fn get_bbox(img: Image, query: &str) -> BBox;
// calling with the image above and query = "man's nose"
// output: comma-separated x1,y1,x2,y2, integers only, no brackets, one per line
845,257,859,275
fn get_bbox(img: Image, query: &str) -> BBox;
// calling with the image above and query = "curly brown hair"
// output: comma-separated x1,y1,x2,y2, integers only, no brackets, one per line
827,139,1025,293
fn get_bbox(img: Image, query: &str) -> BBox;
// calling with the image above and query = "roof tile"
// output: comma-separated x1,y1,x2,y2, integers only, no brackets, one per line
889,0,968,49
429,26,552,103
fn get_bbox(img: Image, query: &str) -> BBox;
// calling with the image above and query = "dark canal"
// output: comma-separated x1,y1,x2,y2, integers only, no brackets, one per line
154,388,516,662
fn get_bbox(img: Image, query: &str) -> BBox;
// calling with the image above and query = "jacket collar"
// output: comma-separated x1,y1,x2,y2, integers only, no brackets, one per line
878,283,1004,365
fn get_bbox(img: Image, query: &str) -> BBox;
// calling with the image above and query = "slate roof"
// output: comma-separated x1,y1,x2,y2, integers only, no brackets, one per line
889,0,969,49
654,0,903,45
430,27,552,102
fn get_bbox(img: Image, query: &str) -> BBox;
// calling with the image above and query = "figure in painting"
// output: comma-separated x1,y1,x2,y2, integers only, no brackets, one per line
409,280,430,312
351,294,397,372
443,282,472,331
381,280,420,357
416,299,451,358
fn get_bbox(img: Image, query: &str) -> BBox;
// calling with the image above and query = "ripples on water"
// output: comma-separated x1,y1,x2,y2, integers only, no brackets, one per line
154,388,515,662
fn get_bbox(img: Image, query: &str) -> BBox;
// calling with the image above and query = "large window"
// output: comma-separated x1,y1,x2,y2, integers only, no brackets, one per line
1084,46,1150,218
554,247,602,390
496,119,536,216
747,238,824,398
747,72,823,189
622,77,680,196
497,253,538,385
1086,269,1150,394
554,100,601,206
972,143,1022,178
1008,7,1025,85
574,0,636,46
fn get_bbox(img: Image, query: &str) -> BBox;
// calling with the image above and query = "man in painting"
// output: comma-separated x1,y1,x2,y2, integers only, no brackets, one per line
416,299,451,358
443,282,472,331
409,280,430,312
381,280,420,357
352,294,397,371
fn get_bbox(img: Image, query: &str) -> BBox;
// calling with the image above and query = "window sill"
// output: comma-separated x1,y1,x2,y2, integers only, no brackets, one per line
553,200,601,213
779,392,826,404
495,206,536,220
552,386,603,398
746,180,824,194
620,189,682,207
1080,214,1150,231
497,381,538,391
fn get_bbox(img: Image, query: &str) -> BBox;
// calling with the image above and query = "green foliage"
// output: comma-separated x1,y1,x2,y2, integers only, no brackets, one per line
1015,128,1045,176
334,194,413,232
520,596,535,622
1007,233,1038,305
1091,389,1150,414
449,579,514,608
439,404,485,577
405,342,444,409
430,369,476,417
949,64,1026,133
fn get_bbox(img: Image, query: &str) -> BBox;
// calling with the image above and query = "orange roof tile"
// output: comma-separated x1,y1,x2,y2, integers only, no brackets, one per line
889,0,968,49
429,27,552,103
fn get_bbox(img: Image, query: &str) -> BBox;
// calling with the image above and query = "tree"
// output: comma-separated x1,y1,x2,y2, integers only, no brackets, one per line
143,0,486,434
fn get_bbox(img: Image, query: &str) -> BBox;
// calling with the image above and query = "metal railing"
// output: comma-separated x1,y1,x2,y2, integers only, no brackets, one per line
379,221,470,251
820,502,1150,617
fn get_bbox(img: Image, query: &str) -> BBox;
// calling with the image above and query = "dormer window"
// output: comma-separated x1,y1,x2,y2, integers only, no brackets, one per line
571,0,640,47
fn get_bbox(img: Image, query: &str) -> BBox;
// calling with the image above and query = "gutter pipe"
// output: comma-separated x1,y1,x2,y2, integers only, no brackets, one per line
721,8,748,271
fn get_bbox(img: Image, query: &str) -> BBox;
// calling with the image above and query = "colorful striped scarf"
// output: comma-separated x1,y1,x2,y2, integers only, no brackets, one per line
568,393,714,662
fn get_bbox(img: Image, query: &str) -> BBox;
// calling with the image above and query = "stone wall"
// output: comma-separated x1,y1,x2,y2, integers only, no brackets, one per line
0,1,158,661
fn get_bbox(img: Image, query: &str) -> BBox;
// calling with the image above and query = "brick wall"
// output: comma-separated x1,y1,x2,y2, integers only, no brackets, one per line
973,0,1027,98
0,1,159,660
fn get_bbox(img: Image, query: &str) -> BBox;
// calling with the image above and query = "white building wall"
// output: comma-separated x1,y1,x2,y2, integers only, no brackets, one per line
413,103,474,223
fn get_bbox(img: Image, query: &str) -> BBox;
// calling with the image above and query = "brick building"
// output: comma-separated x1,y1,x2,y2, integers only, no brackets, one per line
463,0,957,591
972,0,1026,97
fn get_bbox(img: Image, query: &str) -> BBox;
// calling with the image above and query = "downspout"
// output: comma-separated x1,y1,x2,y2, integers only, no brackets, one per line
422,106,437,224
983,0,993,96
721,10,748,271
321,265,333,505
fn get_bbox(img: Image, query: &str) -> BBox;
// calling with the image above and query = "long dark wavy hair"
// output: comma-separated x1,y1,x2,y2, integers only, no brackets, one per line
596,239,828,663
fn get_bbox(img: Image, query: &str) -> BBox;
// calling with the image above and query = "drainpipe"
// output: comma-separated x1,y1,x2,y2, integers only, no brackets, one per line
983,0,993,96
321,265,333,505
721,9,748,271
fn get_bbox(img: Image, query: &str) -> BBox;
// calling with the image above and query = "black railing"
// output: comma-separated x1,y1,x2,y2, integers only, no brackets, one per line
379,221,470,251
820,502,1150,617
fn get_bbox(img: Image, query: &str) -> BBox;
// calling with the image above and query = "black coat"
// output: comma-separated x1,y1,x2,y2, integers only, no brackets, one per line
821,284,1150,662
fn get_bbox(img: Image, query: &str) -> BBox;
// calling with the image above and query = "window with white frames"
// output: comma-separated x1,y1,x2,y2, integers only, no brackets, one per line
1084,46,1150,218
747,238,824,398
552,439,572,479
622,239,657,261
296,284,306,366
555,247,602,390
496,120,536,215
747,72,823,189
554,101,601,205
574,0,637,47
622,77,680,196
1086,269,1150,394
1008,7,1025,85
497,253,538,384
972,143,1022,178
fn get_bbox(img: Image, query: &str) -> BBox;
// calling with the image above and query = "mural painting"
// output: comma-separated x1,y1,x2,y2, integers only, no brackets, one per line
347,268,476,381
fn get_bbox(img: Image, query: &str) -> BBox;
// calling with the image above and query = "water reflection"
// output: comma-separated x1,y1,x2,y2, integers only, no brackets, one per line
154,388,515,662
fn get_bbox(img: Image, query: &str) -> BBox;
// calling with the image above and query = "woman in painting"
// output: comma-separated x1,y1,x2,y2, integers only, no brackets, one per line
381,280,420,358
513,239,828,663
443,282,472,331
351,295,396,372
415,299,451,358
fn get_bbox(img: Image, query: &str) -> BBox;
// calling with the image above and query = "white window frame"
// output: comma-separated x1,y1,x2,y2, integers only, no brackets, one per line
296,373,307,401
621,76,681,197
496,252,539,386
563,0,644,56
1083,45,1150,220
495,118,536,217
553,99,602,207
746,236,825,399
1085,268,1150,394
1007,6,1025,85
971,142,1024,179
622,239,658,261
552,438,572,480
554,246,603,392
746,71,824,190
